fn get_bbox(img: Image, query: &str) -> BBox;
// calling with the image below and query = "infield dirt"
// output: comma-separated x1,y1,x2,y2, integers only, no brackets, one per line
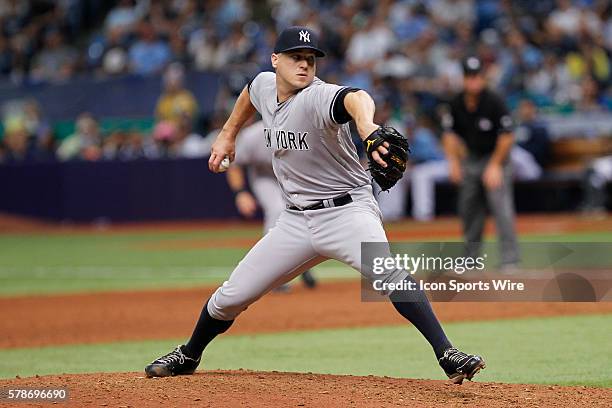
2,370,611,408
2,281,612,348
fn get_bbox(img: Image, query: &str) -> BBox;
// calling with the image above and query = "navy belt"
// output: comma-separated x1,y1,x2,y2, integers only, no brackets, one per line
288,193,353,211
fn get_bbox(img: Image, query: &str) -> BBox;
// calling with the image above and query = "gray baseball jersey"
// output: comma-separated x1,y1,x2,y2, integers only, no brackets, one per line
248,72,370,208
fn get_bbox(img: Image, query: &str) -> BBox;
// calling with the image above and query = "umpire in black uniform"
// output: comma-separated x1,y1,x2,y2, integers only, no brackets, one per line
442,56,519,268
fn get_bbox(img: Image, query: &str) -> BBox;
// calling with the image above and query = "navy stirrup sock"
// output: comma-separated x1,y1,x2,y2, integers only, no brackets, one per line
390,276,452,359
184,300,234,358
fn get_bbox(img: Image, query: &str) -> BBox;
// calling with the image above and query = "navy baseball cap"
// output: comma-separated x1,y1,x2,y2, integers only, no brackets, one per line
274,26,326,57
462,56,483,75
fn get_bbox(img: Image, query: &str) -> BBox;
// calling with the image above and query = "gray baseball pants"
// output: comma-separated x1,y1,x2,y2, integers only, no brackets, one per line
208,185,408,320
459,156,519,265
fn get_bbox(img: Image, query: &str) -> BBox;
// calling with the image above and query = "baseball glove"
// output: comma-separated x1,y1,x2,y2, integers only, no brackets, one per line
363,126,410,191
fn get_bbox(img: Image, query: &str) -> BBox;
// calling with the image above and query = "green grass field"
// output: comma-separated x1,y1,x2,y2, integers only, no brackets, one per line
0,227,361,295
1,222,611,387
1,227,611,296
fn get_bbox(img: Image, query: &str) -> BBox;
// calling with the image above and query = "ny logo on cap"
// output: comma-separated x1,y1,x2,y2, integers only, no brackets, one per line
299,30,310,43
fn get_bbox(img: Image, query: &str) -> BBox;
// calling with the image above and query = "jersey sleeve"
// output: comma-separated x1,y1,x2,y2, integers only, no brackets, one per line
492,95,514,135
247,72,275,113
306,82,353,129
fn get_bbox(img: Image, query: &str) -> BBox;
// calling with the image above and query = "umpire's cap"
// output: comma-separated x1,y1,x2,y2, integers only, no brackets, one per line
274,26,326,57
462,56,483,75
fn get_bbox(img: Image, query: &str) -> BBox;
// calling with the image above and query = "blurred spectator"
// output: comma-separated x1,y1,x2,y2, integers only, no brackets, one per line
22,100,51,143
581,155,612,214
433,44,464,95
576,75,606,111
189,22,255,74
99,27,130,76
155,62,198,124
511,99,551,180
168,31,190,66
346,15,395,73
102,130,125,159
514,99,552,168
0,98,55,162
173,0,201,36
390,1,432,43
105,0,150,37
214,0,250,28
547,0,582,36
102,129,145,160
525,52,572,102
172,114,208,158
147,0,176,35
57,112,102,161
272,0,308,28
499,27,543,93
30,29,78,83
0,0,31,39
189,31,226,71
123,131,146,159
2,117,30,162
574,41,611,86
128,20,171,75
430,0,475,30
22,99,55,161
149,119,176,158
547,0,601,38
223,23,255,65
410,117,446,165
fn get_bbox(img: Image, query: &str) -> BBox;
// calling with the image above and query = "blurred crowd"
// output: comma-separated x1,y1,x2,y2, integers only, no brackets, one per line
0,61,212,163
0,0,611,164
1,0,611,104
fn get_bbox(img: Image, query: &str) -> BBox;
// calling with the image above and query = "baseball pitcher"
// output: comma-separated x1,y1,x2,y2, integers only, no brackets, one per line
145,26,485,384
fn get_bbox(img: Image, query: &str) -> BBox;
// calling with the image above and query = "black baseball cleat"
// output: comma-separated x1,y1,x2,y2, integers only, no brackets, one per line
145,345,201,377
438,347,486,384
301,270,317,289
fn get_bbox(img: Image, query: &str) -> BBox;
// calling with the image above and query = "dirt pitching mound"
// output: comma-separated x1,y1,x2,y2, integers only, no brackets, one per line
2,371,610,408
